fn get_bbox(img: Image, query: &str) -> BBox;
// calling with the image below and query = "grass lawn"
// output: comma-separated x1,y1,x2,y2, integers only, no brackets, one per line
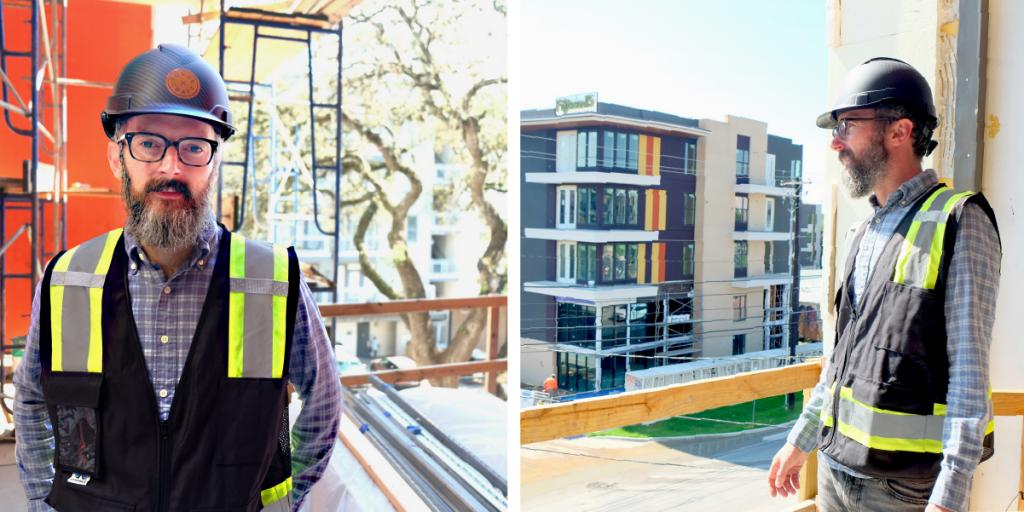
589,394,802,438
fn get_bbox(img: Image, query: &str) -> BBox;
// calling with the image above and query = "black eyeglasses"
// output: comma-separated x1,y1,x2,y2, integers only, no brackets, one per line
119,132,219,167
832,116,894,140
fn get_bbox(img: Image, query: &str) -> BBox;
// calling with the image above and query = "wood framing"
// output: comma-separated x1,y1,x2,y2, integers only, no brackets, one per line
320,295,507,318
520,361,821,445
337,413,430,512
339,359,507,387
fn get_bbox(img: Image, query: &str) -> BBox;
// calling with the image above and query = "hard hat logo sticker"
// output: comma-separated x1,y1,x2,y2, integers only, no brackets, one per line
165,68,201,100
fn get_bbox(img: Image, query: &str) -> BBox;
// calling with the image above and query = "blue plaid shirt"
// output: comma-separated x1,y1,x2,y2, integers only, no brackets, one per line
14,219,341,511
787,170,1000,512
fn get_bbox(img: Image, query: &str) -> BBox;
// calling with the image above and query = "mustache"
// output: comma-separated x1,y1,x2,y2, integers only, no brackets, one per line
144,179,193,201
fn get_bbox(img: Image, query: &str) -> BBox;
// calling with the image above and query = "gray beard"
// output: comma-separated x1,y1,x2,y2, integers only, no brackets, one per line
120,150,215,249
839,134,889,198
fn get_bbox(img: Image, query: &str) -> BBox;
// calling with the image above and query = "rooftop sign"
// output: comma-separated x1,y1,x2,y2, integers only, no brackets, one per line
555,92,598,116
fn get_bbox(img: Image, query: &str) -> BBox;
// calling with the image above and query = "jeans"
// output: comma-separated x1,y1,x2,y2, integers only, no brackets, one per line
816,454,936,512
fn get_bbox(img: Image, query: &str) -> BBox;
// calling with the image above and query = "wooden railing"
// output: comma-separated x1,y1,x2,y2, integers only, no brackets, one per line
321,295,507,394
520,361,1024,511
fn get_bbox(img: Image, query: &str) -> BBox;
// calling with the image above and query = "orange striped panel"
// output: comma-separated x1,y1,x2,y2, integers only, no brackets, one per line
645,136,655,176
651,137,661,176
658,243,666,282
637,244,647,284
638,135,648,175
658,190,667,229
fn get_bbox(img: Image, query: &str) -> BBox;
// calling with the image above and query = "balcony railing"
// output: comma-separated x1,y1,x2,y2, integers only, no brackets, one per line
520,361,1024,511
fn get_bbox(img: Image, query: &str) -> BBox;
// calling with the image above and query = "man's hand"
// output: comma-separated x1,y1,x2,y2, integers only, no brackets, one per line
768,443,809,498
925,504,951,512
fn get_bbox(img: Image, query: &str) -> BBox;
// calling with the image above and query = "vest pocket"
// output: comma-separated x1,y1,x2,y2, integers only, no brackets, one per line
45,372,103,476
46,480,135,511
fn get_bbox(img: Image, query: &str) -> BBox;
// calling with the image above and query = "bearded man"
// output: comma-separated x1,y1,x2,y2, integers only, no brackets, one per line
14,44,340,511
767,57,1001,512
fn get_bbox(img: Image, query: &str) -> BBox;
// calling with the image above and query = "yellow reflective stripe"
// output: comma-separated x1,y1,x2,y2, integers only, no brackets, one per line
49,247,78,372
94,228,122,276
835,416,944,453
271,245,288,378
87,287,103,373
922,191,973,289
894,188,947,284
228,234,246,377
261,476,292,506
986,419,995,435
933,403,946,416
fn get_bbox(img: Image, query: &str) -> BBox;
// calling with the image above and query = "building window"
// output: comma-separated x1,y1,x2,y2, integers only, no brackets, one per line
603,131,614,168
733,294,747,321
578,243,597,284
735,195,749,229
766,200,775,229
628,134,639,170
683,193,696,225
615,189,626,224
577,130,598,168
601,244,614,281
736,135,750,176
735,241,748,278
627,190,639,224
557,186,577,228
627,244,638,280
558,241,577,283
603,188,614,224
616,132,628,168
682,242,694,276
407,216,418,242
684,139,697,174
577,187,598,225
765,242,773,274
556,131,576,173
733,334,746,355
614,244,626,280
791,159,802,179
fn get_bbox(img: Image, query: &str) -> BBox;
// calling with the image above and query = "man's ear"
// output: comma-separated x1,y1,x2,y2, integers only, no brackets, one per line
107,139,123,181
888,118,914,148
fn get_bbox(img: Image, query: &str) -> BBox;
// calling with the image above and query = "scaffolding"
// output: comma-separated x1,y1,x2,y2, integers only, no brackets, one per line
0,0,68,424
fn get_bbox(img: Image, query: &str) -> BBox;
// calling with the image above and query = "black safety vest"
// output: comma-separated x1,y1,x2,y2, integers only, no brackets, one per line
38,226,299,511
818,184,999,479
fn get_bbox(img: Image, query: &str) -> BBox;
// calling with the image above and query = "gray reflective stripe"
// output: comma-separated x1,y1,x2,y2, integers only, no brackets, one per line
243,288,275,377
836,395,945,442
896,188,955,287
59,281,92,372
64,233,111,273
229,277,289,296
50,271,106,288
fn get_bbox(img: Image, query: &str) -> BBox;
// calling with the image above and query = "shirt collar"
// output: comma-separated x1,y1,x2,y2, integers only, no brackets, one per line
124,214,219,271
868,169,939,211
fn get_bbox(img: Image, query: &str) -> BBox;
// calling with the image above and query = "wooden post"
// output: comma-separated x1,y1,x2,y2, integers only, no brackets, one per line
798,387,818,503
485,306,501,395
1018,416,1024,511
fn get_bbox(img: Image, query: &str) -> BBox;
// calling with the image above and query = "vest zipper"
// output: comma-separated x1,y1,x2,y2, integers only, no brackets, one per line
824,293,858,449
158,420,170,512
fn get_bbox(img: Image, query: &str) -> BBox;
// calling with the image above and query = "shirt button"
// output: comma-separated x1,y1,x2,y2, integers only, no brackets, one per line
160,335,169,344
159,389,168,398
873,218,881,224
130,263,137,270
163,286,172,295
198,259,205,267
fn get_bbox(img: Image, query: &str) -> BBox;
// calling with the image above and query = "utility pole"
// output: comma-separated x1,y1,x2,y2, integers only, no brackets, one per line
785,179,802,410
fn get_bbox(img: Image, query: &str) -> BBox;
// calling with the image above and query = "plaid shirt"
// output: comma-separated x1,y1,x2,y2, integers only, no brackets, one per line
787,170,1000,512
14,220,340,511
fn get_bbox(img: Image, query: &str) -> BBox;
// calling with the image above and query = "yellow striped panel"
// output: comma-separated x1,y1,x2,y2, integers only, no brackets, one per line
658,190,667,230
271,245,288,379
651,243,662,284
644,190,654,230
228,234,247,377
652,137,661,176
637,244,647,284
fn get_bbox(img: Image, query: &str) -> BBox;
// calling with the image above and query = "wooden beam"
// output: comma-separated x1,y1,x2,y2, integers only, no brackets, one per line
340,359,507,387
485,306,501,395
787,499,817,512
320,295,507,318
797,387,818,502
993,390,1024,416
520,361,821,445
337,413,430,512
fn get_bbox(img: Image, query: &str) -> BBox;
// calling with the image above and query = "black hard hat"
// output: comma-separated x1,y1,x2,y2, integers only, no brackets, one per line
101,44,235,140
816,57,937,130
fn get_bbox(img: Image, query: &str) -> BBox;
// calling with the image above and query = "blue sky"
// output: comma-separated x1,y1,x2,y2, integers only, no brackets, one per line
521,0,830,201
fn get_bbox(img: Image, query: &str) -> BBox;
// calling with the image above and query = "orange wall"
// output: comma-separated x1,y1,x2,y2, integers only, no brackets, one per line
0,0,152,341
